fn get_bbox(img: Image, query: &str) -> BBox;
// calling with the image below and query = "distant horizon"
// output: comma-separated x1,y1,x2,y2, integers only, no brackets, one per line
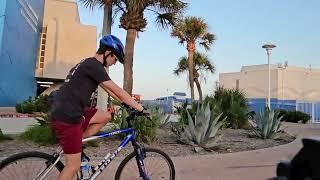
77,0,320,100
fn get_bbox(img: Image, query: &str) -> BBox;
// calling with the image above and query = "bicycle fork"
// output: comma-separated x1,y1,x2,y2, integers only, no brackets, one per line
134,144,149,180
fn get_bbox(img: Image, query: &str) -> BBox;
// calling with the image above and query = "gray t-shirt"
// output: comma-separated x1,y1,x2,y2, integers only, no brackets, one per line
50,57,110,124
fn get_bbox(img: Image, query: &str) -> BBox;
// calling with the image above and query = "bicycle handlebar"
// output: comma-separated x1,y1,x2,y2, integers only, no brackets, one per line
121,103,151,121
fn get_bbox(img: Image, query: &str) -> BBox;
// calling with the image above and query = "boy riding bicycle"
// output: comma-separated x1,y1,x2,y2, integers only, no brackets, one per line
49,35,147,180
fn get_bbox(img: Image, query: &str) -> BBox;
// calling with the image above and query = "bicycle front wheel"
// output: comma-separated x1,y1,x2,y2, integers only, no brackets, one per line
0,151,64,180
115,147,175,180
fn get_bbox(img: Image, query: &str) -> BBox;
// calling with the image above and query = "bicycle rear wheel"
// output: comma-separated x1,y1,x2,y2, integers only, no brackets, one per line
115,147,175,180
0,151,64,180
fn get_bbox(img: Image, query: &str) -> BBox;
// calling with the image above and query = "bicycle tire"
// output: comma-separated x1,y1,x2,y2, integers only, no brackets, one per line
115,147,175,180
0,151,65,179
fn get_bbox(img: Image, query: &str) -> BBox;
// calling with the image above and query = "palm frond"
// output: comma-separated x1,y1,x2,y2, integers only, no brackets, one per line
155,12,177,29
79,0,107,10
199,33,216,50
173,56,188,75
174,51,215,80
171,16,216,51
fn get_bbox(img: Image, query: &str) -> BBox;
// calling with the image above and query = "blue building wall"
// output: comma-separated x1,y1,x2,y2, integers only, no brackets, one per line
142,100,175,114
0,0,7,52
143,96,192,113
0,0,45,106
247,98,296,114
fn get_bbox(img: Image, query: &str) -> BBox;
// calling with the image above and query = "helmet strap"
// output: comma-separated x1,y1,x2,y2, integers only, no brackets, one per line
103,52,111,67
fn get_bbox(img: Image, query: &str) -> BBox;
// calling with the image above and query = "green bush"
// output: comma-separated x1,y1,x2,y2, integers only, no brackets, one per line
20,112,57,145
34,95,50,113
21,125,57,145
35,113,50,127
175,102,198,125
278,109,311,124
133,113,160,143
21,101,36,114
111,105,160,143
204,86,250,129
15,103,23,113
16,95,50,114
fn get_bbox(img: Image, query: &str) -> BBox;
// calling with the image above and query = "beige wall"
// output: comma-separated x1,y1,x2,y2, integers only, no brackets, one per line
35,0,96,79
219,64,320,101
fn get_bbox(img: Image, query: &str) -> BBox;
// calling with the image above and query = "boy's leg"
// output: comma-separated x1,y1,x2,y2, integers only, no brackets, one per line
58,153,81,180
51,121,84,180
83,108,111,138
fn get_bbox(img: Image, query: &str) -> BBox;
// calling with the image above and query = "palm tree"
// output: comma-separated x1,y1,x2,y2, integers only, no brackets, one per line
171,16,216,102
174,51,215,101
113,0,187,95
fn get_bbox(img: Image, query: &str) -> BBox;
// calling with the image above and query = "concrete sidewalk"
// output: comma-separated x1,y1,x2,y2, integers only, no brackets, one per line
0,118,36,134
92,123,320,180
171,123,320,180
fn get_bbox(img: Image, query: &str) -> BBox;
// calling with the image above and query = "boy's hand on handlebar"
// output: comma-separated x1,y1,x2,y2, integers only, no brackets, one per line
121,102,130,109
138,108,150,117
121,103,151,119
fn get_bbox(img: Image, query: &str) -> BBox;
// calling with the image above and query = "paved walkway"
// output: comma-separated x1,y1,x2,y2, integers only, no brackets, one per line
0,117,36,134
171,123,320,180
93,123,320,180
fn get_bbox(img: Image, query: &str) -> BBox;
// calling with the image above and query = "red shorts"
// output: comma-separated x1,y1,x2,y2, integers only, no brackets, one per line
51,107,97,154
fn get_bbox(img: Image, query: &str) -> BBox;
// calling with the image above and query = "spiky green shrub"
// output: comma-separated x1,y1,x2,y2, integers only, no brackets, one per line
251,108,282,139
178,103,225,152
171,102,201,140
204,86,250,129
156,108,171,128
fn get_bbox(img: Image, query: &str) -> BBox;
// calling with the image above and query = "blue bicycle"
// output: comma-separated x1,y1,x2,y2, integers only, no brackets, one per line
0,108,175,180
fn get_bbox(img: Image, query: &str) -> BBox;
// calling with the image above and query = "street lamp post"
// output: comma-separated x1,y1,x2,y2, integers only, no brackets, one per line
277,61,288,109
262,44,276,109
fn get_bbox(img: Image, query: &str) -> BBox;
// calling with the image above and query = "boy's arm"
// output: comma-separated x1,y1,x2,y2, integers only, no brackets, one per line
99,80,144,111
104,88,121,102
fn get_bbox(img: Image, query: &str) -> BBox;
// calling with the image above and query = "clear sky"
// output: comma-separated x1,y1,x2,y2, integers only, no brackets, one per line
76,0,320,100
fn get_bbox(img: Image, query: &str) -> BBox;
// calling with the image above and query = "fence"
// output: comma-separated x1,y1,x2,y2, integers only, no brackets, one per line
248,98,320,123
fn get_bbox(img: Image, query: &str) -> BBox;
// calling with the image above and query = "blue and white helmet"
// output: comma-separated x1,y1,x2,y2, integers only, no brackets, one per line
100,35,125,64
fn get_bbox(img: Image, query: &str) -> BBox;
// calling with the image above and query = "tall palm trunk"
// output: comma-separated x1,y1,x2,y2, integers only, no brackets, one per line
187,42,195,102
123,29,137,95
194,77,202,101
102,3,112,35
97,2,112,109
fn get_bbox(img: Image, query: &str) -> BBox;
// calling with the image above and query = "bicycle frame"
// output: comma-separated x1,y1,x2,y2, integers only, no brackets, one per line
36,127,148,180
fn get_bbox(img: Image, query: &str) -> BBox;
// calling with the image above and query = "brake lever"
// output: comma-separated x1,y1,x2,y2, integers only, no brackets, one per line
146,116,152,121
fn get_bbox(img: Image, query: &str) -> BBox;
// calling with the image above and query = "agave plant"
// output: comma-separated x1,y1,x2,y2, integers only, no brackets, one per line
156,108,171,128
251,108,283,139
179,103,225,152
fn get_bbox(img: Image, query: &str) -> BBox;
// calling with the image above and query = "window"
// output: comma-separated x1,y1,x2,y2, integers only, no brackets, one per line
236,79,240,89
38,27,47,69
